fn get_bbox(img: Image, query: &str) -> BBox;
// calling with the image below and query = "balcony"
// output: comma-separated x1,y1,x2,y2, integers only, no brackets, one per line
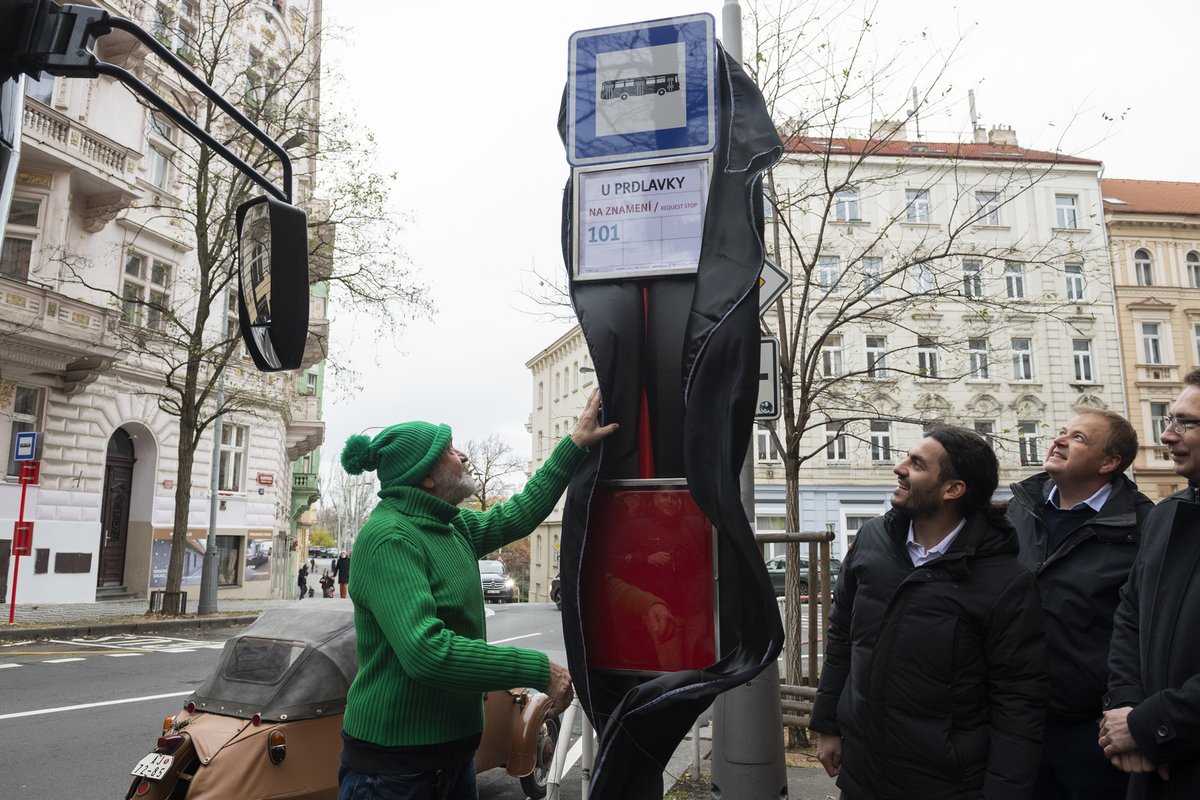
0,275,119,393
293,471,319,492
299,315,329,370
22,100,141,214
285,392,324,460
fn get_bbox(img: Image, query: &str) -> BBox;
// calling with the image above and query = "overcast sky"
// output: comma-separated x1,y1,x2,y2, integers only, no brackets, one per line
317,0,1200,481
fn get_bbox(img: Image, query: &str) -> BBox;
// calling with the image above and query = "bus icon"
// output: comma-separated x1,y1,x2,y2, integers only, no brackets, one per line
601,73,680,101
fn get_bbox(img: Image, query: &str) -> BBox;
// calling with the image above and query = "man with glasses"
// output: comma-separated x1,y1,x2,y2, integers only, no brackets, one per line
1008,409,1151,799
1101,369,1200,798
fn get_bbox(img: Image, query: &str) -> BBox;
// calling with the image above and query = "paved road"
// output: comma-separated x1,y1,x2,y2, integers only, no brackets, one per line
0,603,586,800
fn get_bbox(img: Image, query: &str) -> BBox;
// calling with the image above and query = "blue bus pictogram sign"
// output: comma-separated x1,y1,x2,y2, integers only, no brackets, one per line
567,14,717,166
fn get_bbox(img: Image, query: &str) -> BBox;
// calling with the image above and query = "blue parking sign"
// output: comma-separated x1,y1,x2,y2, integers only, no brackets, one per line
14,431,37,461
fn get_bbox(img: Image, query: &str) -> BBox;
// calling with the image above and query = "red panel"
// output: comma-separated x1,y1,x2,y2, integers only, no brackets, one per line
582,482,716,673
12,521,34,555
18,461,39,485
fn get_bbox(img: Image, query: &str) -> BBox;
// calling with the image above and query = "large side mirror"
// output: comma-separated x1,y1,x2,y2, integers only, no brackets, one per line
235,195,310,371
0,73,23,240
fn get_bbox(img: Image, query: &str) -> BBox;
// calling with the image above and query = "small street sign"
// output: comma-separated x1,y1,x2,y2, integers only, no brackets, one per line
755,337,782,421
12,521,34,555
758,257,791,317
14,430,37,461
567,14,717,166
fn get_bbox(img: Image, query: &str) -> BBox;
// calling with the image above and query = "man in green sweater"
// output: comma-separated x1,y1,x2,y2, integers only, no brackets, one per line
336,389,617,800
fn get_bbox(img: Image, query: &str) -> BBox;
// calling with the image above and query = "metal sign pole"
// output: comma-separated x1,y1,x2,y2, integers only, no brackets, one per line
8,459,37,624
709,4,789,797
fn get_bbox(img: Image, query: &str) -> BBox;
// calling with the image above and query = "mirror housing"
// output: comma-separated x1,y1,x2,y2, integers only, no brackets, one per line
0,73,22,237
235,195,310,371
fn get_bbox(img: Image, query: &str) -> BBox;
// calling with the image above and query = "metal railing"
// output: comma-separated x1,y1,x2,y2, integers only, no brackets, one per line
756,526,835,736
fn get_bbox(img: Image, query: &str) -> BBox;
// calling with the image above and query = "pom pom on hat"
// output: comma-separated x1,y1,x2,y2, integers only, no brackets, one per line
340,434,377,475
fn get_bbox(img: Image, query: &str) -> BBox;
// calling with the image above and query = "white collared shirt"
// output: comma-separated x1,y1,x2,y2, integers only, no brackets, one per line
1046,481,1113,512
906,517,967,567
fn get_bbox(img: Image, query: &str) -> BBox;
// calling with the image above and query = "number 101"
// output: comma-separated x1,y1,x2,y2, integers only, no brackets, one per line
587,224,620,243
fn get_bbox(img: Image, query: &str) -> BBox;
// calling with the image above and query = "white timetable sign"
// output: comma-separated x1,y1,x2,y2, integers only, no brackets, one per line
573,155,711,282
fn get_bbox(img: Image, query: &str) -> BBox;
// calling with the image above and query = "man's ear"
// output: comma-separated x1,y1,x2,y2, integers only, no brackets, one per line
1099,454,1121,476
942,479,967,503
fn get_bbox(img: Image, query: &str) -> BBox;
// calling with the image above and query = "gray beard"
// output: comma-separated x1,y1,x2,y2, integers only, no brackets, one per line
430,464,478,506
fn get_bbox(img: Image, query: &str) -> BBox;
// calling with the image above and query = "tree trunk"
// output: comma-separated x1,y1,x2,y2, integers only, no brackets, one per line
164,420,199,605
784,453,805,747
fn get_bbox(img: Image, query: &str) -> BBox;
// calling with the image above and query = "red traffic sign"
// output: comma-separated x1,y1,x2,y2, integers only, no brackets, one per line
18,460,39,485
12,521,34,555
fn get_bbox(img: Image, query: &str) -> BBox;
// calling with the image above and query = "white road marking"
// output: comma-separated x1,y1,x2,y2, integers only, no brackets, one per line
103,652,144,658
0,663,20,669
488,633,541,645
0,690,191,720
42,657,85,664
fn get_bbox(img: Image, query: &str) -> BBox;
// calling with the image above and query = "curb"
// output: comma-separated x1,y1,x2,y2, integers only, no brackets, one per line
0,614,261,642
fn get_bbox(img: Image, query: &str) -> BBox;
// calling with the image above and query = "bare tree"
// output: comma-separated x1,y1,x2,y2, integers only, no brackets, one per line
464,434,525,511
741,0,1114,743
58,0,429,603
318,467,378,550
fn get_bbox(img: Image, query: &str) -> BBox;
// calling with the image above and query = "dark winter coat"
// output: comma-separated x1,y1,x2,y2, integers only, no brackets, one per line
1008,472,1151,722
1105,485,1200,799
335,554,350,584
810,509,1048,800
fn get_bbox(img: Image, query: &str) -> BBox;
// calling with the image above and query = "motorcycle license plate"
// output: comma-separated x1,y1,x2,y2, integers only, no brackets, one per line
131,753,174,780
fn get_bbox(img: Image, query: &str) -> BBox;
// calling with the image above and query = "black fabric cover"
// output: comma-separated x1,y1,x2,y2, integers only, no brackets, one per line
557,44,784,799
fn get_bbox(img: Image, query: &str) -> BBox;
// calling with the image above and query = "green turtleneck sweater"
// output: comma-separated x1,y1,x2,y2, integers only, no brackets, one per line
342,436,586,748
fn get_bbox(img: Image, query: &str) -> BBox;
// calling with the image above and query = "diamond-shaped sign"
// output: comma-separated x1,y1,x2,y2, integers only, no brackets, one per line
759,258,790,317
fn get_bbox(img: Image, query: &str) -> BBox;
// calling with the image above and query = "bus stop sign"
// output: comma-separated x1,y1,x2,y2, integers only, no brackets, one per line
567,14,717,166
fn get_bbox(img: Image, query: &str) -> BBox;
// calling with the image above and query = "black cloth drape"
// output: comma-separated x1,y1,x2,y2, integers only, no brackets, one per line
557,43,784,799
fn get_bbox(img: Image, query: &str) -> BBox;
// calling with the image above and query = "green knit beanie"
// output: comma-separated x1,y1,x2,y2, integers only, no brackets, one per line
340,421,453,489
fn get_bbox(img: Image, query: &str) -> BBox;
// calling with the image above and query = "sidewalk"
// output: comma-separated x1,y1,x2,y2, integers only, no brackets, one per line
0,597,291,641
663,720,839,800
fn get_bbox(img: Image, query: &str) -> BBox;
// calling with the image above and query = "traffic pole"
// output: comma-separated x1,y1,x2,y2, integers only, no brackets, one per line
709,3,790,796
9,460,38,624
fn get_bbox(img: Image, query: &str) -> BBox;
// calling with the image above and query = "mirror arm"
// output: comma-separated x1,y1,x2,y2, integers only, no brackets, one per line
88,61,288,203
4,1,292,203
100,15,292,203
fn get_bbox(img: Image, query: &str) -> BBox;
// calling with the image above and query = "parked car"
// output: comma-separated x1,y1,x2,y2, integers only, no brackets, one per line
550,573,561,610
765,554,842,597
122,600,560,800
479,559,516,603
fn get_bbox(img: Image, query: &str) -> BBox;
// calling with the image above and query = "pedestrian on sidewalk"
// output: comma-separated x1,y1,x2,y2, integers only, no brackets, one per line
811,426,1048,800
1008,409,1149,800
297,563,309,600
335,389,617,800
320,569,335,598
334,550,350,598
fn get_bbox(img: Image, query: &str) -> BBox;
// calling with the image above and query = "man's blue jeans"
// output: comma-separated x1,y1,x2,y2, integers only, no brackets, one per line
337,761,477,800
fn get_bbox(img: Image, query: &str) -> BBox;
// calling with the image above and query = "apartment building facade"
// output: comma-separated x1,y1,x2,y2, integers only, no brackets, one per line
524,326,595,603
759,131,1124,557
0,0,327,604
1103,179,1200,500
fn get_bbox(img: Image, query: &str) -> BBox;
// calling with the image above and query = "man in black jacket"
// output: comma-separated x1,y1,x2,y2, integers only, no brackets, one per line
1008,409,1150,800
811,426,1048,800
1102,368,1200,798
